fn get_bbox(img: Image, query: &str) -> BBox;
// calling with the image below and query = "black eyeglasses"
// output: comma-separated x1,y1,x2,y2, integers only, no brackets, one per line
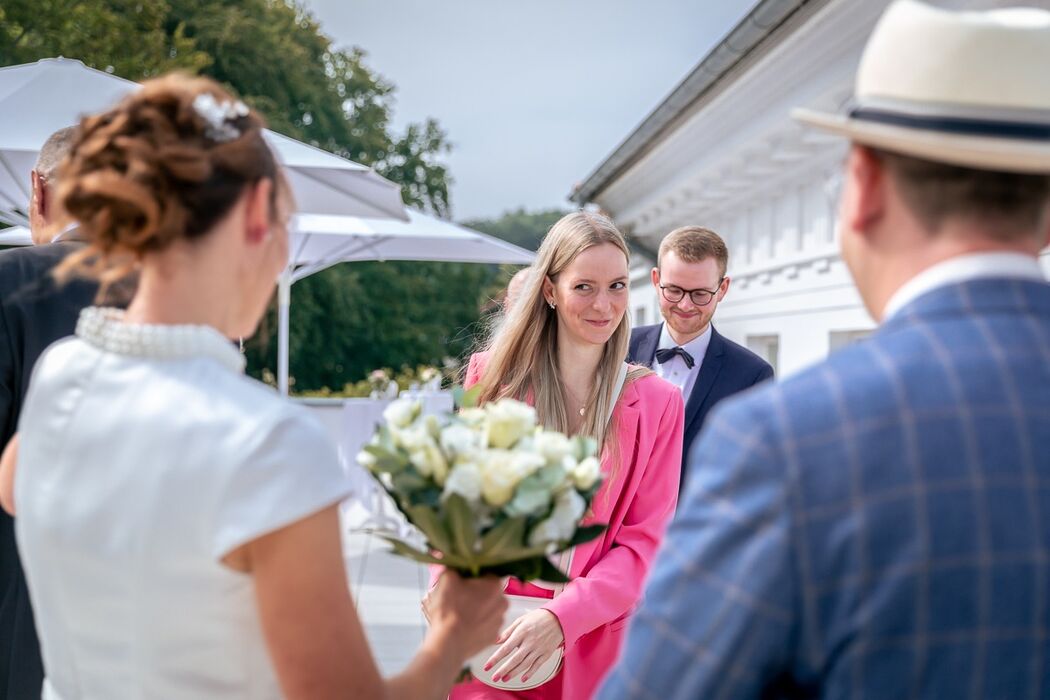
659,279,724,306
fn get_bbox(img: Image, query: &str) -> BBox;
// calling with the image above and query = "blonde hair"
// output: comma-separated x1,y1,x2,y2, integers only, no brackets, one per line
476,211,635,457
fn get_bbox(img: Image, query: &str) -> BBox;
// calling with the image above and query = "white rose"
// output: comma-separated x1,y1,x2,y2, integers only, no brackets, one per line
409,442,448,483
440,423,483,457
485,399,537,449
394,423,434,453
533,430,572,464
383,399,420,429
509,450,546,479
571,456,601,490
528,489,586,547
479,449,524,507
458,407,486,426
443,461,483,502
356,449,377,468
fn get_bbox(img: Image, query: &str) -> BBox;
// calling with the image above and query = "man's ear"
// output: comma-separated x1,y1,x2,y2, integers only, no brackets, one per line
650,266,660,288
30,170,46,219
844,146,887,236
245,178,274,244
718,275,731,301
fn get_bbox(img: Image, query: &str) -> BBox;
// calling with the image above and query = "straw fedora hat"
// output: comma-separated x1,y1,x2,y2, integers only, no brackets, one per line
794,0,1050,173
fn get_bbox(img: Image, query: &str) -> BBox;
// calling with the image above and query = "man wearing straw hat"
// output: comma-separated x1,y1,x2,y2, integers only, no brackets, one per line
601,1,1050,697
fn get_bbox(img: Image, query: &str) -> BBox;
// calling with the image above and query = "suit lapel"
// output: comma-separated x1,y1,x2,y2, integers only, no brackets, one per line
683,327,725,432
638,324,661,367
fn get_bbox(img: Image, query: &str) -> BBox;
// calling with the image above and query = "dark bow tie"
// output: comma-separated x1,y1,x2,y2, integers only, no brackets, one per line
655,346,695,370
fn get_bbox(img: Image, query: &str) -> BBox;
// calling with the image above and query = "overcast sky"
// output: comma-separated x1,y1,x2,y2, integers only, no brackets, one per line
301,1,759,221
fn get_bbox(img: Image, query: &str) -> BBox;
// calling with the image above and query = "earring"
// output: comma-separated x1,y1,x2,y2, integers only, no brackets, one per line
548,301,556,310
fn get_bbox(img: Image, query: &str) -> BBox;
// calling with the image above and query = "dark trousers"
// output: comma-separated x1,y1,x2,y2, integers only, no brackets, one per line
1,513,43,700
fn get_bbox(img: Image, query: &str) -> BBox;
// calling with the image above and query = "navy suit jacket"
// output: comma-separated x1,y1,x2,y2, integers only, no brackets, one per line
628,323,773,487
604,276,1050,699
0,243,99,699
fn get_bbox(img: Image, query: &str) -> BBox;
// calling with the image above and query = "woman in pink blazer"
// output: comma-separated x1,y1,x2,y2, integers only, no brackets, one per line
431,212,684,699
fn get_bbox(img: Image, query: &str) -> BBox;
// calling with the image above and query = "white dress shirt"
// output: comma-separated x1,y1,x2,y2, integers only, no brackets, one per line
883,252,1046,321
654,322,712,400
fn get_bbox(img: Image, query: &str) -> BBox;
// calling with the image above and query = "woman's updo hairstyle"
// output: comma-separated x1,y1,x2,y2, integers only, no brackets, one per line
56,73,281,287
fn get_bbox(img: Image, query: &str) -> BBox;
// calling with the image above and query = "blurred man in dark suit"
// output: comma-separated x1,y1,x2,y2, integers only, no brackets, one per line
0,126,97,699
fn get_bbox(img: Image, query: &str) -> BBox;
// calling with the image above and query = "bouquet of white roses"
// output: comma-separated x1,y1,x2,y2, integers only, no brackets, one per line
356,390,605,582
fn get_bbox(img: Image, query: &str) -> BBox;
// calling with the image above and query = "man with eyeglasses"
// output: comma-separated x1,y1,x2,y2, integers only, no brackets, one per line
628,226,772,489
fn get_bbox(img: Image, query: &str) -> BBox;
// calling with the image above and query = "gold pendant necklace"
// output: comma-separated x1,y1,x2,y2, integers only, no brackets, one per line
562,380,590,420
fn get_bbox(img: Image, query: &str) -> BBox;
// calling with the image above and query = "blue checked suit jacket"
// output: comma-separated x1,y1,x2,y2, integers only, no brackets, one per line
600,277,1050,700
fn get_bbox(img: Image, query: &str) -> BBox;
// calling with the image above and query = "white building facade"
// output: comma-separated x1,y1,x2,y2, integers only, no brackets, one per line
573,0,1050,378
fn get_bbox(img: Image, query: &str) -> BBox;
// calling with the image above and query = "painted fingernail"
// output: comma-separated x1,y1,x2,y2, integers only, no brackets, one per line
483,664,492,671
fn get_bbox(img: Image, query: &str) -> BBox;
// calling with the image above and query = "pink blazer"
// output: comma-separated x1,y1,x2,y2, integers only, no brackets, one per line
443,352,684,699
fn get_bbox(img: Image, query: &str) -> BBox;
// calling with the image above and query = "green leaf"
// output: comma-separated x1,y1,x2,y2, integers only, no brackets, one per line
406,504,454,553
362,445,408,474
477,516,527,558
375,534,446,566
473,542,552,568
455,384,483,409
504,480,552,517
535,464,568,490
486,557,544,582
406,486,443,509
391,471,430,493
374,533,470,569
562,524,607,549
536,555,571,584
572,435,598,461
444,494,479,570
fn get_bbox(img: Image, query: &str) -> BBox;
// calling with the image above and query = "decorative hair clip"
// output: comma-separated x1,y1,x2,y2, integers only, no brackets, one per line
192,93,250,143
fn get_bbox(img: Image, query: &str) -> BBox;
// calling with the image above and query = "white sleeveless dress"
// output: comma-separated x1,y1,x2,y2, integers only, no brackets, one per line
15,308,352,699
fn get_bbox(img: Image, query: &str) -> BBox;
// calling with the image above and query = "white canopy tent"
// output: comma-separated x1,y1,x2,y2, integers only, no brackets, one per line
0,58,534,396
279,211,534,395
0,58,409,225
0,226,31,246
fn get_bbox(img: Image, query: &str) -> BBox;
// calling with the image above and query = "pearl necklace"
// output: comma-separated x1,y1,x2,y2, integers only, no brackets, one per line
76,307,246,374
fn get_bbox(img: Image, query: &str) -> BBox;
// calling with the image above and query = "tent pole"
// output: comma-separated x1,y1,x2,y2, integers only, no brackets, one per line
277,271,292,397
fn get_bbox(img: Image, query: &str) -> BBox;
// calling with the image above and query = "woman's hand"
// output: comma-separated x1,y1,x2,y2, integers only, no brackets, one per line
482,608,564,685
425,571,507,659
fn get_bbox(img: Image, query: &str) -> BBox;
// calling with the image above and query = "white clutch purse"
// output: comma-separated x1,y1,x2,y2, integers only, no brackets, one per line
466,593,566,690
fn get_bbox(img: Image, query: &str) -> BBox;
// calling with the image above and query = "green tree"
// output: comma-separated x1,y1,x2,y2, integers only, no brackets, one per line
246,260,499,392
463,207,568,252
0,0,209,76
1,0,482,391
